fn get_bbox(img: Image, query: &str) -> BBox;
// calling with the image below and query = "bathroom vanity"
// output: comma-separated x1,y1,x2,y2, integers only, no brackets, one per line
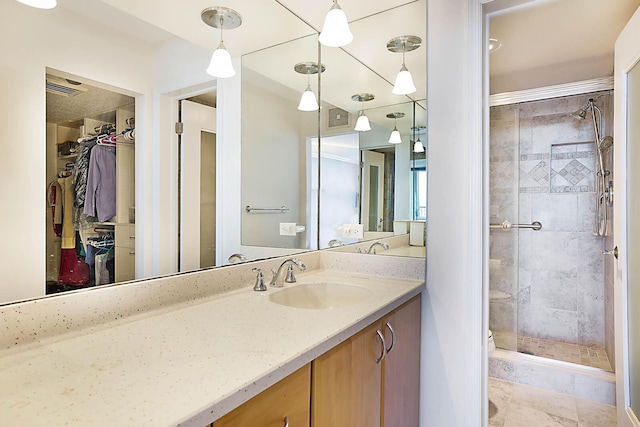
0,251,424,426
213,295,421,427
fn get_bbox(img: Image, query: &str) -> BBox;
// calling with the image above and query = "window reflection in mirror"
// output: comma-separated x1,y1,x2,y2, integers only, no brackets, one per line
45,70,135,296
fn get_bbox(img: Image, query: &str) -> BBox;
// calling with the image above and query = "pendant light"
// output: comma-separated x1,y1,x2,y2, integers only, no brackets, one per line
387,112,405,144
352,93,375,132
412,126,426,153
15,0,56,8
295,62,325,112
387,35,421,95
318,0,353,47
201,7,242,78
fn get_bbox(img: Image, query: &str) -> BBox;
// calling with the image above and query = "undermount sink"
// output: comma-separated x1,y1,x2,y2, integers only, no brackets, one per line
268,282,373,309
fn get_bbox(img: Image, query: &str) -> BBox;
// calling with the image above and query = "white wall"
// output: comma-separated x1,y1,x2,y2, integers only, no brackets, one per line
0,2,155,303
241,79,307,248
422,0,485,426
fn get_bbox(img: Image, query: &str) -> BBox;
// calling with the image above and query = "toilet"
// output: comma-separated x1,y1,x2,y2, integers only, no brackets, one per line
488,330,496,356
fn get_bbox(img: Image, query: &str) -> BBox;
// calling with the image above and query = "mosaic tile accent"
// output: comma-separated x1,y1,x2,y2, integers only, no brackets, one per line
550,143,595,193
519,154,550,193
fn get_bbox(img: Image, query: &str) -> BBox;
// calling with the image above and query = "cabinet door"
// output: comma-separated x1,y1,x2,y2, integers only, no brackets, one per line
312,320,383,427
382,295,421,427
214,364,310,427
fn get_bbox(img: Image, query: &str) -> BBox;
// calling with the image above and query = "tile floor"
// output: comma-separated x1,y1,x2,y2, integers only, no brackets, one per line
493,331,612,371
489,377,617,427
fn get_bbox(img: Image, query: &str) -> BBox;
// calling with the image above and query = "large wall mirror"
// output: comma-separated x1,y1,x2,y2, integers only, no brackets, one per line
241,0,427,253
1,0,425,306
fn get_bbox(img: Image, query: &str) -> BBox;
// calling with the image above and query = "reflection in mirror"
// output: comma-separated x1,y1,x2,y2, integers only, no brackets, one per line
316,0,427,253
318,100,426,255
45,70,135,296
241,34,319,250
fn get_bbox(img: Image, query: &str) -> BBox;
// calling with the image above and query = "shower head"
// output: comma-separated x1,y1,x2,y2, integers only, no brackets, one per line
571,107,587,120
599,136,614,151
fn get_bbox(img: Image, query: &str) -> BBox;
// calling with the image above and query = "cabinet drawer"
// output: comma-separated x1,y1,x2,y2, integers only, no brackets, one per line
115,224,135,249
214,364,311,427
115,246,135,282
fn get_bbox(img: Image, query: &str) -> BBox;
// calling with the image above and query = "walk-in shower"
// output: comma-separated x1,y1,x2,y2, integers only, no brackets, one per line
489,91,614,373
571,97,614,237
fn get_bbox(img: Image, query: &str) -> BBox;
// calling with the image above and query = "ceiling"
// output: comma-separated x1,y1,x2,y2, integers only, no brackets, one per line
49,0,640,121
489,0,640,94
51,0,425,126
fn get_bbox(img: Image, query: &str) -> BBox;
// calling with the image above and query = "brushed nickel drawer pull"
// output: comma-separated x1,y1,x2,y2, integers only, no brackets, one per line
385,322,396,353
376,329,387,364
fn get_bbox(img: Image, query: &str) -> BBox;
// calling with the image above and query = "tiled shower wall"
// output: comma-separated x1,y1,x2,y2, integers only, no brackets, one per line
490,92,614,357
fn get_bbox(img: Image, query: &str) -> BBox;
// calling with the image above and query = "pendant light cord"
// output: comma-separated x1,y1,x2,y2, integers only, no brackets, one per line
220,16,224,44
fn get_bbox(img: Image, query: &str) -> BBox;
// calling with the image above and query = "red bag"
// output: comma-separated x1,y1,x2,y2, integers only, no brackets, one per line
58,249,90,287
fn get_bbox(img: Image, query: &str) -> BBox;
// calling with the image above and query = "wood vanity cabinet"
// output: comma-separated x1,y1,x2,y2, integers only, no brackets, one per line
212,364,311,427
312,320,384,426
208,295,421,427
381,295,421,427
312,295,422,427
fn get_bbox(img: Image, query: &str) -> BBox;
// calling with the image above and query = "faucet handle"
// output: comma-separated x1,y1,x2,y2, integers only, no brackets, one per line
285,265,296,283
252,268,267,292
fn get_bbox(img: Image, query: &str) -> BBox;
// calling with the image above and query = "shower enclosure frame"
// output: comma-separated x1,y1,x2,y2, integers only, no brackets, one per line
489,77,614,368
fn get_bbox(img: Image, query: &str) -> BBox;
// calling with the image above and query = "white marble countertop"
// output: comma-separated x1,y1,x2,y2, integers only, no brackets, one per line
0,267,424,427
382,246,426,257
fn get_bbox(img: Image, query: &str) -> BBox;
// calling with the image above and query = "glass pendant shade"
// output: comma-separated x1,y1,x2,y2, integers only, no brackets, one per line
206,42,235,78
413,139,425,153
318,1,353,47
389,128,402,144
16,0,56,8
298,86,319,111
392,66,417,95
354,112,371,132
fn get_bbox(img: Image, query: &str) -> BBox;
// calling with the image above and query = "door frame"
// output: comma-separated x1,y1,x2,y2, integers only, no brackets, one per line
179,99,218,271
614,6,640,426
167,81,220,272
361,149,386,232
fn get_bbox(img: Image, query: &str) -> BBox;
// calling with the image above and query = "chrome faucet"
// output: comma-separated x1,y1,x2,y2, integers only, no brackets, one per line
228,253,247,264
328,239,344,247
270,258,307,287
365,241,390,254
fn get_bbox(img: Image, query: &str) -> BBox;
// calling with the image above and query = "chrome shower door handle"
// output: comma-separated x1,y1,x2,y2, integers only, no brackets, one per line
603,246,618,259
489,220,542,231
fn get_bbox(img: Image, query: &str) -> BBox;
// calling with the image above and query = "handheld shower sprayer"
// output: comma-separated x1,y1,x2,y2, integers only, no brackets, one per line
570,96,614,238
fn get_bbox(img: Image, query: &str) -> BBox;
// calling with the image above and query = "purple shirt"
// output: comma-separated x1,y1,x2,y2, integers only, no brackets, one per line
83,145,116,222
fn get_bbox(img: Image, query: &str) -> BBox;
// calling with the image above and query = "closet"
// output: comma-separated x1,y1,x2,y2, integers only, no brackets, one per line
45,74,135,294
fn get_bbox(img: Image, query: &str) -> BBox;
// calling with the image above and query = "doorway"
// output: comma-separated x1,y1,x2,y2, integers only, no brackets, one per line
45,70,135,294
178,98,218,271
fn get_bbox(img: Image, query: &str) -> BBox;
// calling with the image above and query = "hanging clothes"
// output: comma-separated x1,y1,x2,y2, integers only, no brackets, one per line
94,252,110,286
47,180,62,237
83,145,116,222
58,175,75,249
73,140,95,210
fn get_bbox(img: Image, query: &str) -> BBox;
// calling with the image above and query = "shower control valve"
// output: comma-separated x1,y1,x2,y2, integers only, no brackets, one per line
603,246,618,260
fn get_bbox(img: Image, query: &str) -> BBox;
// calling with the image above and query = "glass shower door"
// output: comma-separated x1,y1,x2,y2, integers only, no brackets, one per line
489,104,520,352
